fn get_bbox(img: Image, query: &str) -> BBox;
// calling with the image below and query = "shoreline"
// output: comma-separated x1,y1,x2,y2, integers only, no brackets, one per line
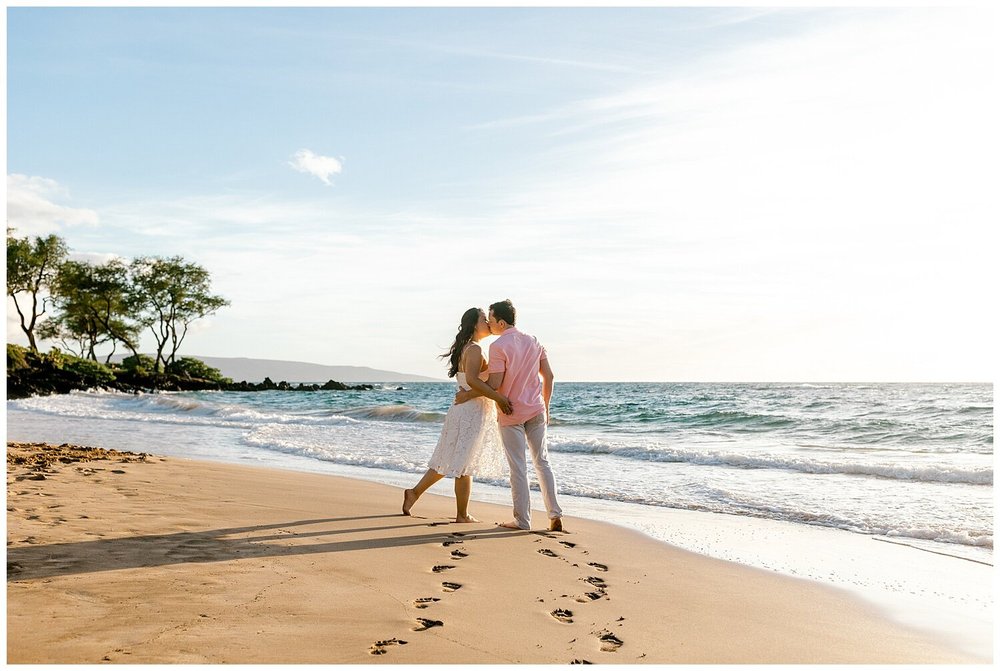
6,442,986,664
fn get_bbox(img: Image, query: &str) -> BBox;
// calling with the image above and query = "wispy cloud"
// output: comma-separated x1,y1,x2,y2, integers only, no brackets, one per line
6,174,99,236
288,149,343,185
451,9,997,380
425,42,643,75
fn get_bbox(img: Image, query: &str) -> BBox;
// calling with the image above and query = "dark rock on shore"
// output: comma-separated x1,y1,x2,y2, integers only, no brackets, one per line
6,344,374,399
223,377,373,392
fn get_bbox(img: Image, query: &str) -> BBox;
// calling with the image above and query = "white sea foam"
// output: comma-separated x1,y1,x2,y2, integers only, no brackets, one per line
546,436,992,485
11,391,363,426
7,383,992,554
337,404,445,423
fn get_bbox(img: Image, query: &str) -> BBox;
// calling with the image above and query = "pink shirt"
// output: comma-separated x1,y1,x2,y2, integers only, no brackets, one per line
488,327,548,426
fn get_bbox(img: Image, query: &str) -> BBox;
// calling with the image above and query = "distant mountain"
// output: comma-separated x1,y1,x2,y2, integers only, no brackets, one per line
114,355,444,383
190,356,445,383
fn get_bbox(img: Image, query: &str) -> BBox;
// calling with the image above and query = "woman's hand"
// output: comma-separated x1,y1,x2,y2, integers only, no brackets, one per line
496,395,512,416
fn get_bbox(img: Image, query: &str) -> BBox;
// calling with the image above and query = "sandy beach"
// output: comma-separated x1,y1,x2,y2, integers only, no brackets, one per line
5,441,981,664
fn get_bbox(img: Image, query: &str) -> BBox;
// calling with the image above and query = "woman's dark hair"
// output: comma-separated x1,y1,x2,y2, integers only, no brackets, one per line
440,307,484,378
489,299,516,326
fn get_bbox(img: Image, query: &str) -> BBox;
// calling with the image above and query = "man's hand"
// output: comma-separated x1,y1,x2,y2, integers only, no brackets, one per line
496,395,513,416
454,389,476,405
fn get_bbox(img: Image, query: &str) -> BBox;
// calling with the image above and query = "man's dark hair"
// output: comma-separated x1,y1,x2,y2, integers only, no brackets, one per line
489,299,516,326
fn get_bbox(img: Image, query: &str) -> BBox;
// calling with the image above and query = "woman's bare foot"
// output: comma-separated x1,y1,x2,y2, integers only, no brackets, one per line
498,520,526,530
402,488,417,516
455,514,480,523
549,517,563,532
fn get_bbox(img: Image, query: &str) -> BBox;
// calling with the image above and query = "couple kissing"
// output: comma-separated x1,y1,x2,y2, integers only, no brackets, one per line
402,299,563,532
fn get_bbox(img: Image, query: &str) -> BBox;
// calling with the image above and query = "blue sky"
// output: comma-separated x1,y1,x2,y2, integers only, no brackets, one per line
6,6,998,381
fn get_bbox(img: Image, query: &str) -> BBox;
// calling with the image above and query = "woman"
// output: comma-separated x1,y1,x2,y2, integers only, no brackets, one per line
402,307,511,522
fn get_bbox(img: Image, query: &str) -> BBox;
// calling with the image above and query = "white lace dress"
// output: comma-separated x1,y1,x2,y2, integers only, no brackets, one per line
426,370,506,479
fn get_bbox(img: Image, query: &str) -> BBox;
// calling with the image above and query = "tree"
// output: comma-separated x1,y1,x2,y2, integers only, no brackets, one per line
128,256,229,371
41,259,140,363
6,230,68,352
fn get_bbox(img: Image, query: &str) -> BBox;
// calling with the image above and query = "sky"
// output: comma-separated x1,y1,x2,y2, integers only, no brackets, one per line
5,5,999,382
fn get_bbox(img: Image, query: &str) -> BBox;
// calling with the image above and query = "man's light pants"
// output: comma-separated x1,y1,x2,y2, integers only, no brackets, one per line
500,412,563,530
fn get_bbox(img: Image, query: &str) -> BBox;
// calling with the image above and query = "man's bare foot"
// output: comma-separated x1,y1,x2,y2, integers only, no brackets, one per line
455,514,480,523
402,488,417,516
498,520,526,530
549,517,563,532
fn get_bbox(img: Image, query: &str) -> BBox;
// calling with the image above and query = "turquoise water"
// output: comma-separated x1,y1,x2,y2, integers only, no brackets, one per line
7,382,993,559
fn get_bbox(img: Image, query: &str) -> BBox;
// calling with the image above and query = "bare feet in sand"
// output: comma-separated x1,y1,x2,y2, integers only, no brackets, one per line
549,517,563,532
402,488,417,516
498,520,526,530
455,515,480,523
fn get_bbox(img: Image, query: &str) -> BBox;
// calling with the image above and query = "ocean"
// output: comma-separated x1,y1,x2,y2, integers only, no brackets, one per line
6,381,993,656
7,382,992,556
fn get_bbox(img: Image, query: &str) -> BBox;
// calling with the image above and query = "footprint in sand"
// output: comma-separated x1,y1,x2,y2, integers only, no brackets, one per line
537,548,559,558
441,582,462,592
369,638,408,655
449,532,466,537
570,660,593,665
587,562,608,572
598,631,623,652
450,549,468,559
426,522,449,527
575,591,605,603
412,618,444,631
559,541,577,548
442,540,463,547
413,597,440,609
582,576,607,590
432,565,456,573
550,608,574,624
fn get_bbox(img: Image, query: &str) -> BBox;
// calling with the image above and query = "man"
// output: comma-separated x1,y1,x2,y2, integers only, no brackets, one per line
459,299,563,531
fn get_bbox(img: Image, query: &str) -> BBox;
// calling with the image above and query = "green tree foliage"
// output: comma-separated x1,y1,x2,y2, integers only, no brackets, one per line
61,354,117,389
41,259,140,363
6,343,116,397
8,231,229,378
128,256,230,372
121,354,157,375
6,230,69,352
166,357,231,384
7,343,30,371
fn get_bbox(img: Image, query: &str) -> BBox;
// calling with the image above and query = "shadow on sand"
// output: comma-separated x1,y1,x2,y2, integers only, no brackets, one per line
7,514,536,581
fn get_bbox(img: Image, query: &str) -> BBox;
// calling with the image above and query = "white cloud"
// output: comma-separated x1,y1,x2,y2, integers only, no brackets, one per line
6,174,99,236
288,149,343,185
459,8,998,381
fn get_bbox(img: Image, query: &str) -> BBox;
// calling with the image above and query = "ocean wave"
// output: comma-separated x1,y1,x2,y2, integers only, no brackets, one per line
546,437,993,485
554,482,993,549
337,405,446,423
10,390,360,429
958,405,993,415
666,410,802,432
241,432,426,472
885,527,993,548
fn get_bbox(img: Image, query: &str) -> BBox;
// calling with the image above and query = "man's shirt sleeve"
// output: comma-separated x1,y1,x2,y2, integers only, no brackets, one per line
488,340,507,373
